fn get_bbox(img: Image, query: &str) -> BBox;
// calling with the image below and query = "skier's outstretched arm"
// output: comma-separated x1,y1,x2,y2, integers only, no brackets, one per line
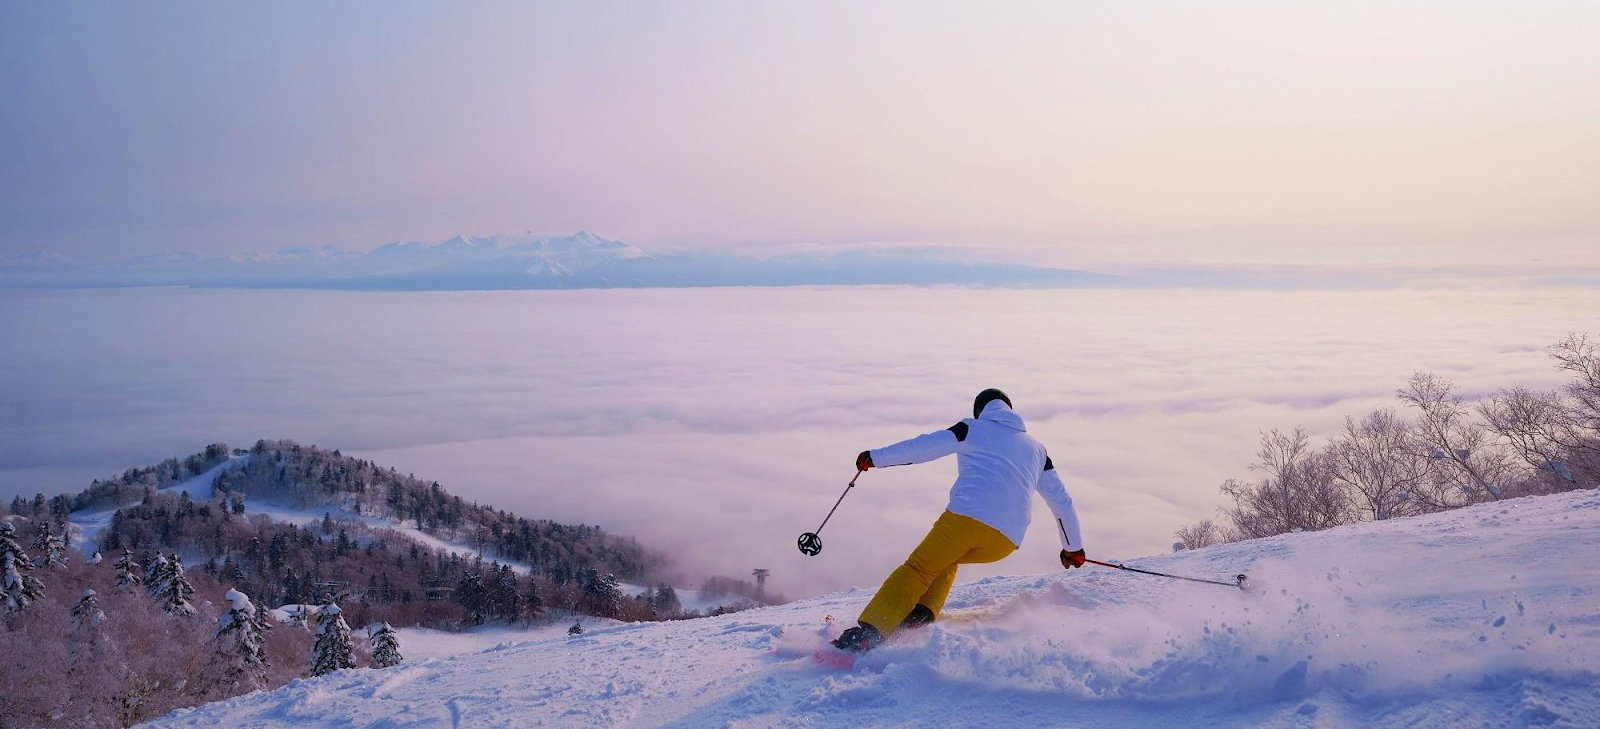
1037,456,1085,555
865,422,967,468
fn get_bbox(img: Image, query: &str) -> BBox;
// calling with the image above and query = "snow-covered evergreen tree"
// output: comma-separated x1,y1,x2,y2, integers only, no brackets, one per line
2,524,46,613
369,622,403,669
30,520,69,569
457,571,487,625
150,553,196,616
72,588,105,631
113,548,142,590
598,573,624,618
310,603,356,677
144,552,171,593
250,599,276,636
212,588,268,692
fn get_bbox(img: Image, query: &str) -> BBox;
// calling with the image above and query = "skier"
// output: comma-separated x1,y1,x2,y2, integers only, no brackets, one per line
832,389,1086,652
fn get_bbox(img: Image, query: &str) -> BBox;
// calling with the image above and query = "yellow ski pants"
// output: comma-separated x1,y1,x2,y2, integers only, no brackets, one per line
857,510,1017,636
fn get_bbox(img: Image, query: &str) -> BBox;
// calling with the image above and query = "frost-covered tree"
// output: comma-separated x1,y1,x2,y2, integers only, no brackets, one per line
2,523,45,613
1327,409,1430,521
114,548,142,590
211,588,269,692
30,520,69,569
250,599,276,637
1173,519,1223,550
456,570,487,625
369,622,402,668
1399,372,1518,506
595,573,624,619
71,588,106,631
151,553,197,616
652,584,681,617
1219,428,1355,539
145,552,171,591
310,603,355,676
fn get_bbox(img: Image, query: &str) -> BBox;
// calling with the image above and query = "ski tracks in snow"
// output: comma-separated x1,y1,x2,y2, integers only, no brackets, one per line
143,490,1600,728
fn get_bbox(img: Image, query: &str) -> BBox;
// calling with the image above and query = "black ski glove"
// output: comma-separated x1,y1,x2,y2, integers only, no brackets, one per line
856,451,874,471
1061,549,1086,569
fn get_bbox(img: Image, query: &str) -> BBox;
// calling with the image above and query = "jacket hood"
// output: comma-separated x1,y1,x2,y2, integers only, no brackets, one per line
978,399,1026,432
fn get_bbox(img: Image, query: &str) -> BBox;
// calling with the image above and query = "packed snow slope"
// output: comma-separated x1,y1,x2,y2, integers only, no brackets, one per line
145,490,1600,729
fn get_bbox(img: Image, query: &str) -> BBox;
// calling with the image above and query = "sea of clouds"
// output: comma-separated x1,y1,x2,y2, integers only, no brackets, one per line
2,285,1594,596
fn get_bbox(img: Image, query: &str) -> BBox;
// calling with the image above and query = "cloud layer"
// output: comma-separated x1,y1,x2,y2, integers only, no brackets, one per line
1,286,1591,596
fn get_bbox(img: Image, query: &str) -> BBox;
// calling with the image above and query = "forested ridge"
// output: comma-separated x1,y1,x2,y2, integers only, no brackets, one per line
1,440,775,727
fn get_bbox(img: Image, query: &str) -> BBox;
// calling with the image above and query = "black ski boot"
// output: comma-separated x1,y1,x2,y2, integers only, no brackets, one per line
898,604,936,631
830,622,884,653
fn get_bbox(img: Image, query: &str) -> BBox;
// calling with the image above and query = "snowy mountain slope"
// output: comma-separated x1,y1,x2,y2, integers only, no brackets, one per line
143,489,1600,729
68,455,250,557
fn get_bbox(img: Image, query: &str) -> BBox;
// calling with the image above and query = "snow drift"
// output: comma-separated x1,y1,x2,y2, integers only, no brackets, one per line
144,489,1600,728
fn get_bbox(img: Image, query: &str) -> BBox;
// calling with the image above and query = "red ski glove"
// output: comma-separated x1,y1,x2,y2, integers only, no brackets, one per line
1060,549,1086,569
856,451,874,471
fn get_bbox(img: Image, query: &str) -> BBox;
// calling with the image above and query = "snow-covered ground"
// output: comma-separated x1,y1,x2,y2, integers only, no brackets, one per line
143,489,1600,728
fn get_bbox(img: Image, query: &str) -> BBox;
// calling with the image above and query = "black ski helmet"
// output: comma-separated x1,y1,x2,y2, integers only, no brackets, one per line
973,388,1012,418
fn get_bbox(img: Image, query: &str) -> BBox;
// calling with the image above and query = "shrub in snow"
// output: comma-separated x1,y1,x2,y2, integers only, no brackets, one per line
369,622,402,668
210,588,269,693
310,603,356,676
1,523,45,613
114,548,142,590
568,620,584,635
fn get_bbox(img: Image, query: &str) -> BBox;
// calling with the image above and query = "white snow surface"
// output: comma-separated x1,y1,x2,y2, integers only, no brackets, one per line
143,490,1600,728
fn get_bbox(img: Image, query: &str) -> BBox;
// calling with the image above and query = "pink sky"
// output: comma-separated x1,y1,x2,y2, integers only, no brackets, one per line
3,2,1598,267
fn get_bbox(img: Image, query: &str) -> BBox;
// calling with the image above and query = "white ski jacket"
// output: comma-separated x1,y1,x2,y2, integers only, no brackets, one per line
869,400,1084,552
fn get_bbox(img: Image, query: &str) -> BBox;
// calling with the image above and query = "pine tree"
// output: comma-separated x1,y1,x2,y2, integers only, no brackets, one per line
310,603,356,677
494,565,520,622
523,580,544,624
250,598,276,637
456,571,487,626
30,520,69,569
369,622,403,669
71,588,106,631
212,588,269,692
144,552,171,592
598,573,624,619
113,548,142,590
653,583,681,616
152,553,196,616
1,523,45,613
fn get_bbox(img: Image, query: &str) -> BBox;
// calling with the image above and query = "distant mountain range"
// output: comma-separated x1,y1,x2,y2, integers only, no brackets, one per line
0,231,1116,290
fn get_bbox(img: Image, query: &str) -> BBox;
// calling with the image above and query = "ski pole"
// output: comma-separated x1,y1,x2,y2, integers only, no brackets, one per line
797,469,863,556
1084,558,1248,590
